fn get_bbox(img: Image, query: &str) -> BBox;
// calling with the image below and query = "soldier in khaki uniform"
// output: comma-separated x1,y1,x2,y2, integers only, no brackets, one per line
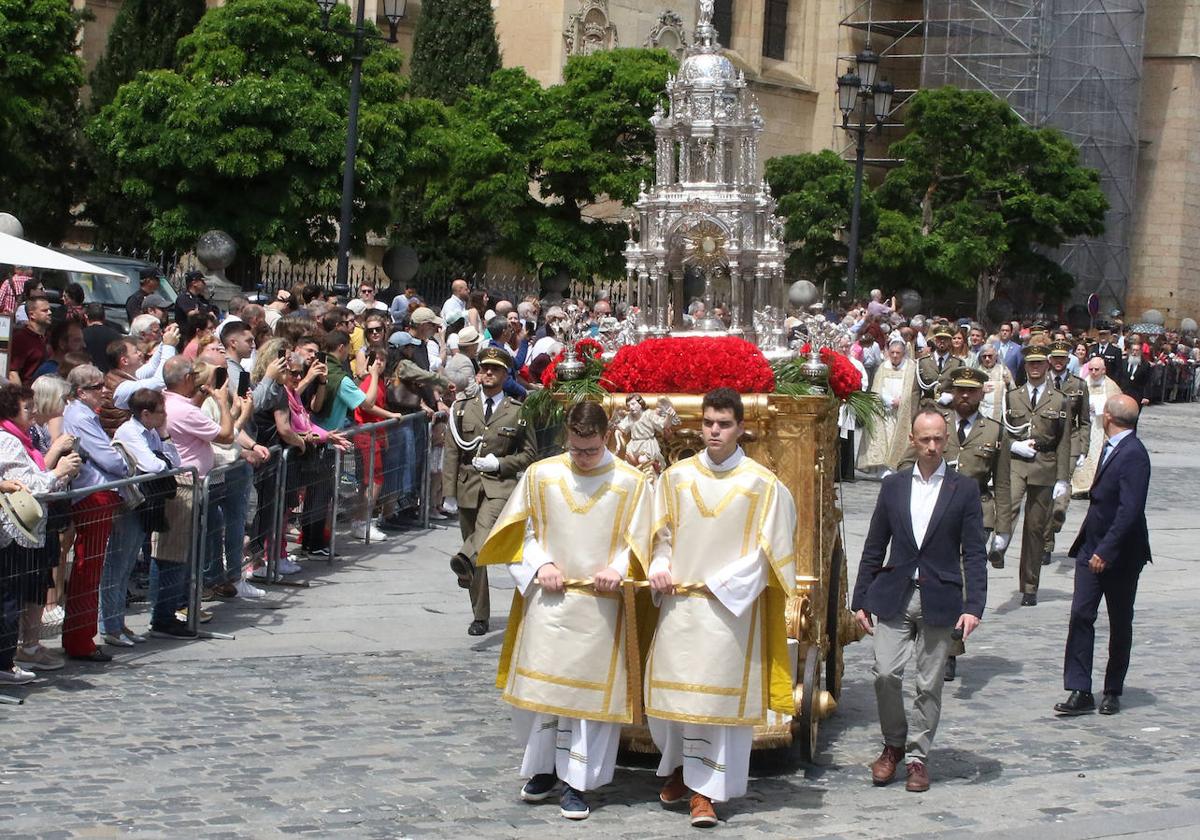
899,367,1010,681
1042,340,1090,563
444,347,537,635
915,324,966,404
992,344,1072,606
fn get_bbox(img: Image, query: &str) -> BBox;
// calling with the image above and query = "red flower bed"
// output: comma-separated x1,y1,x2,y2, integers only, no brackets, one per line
799,343,863,401
601,336,775,394
541,337,605,387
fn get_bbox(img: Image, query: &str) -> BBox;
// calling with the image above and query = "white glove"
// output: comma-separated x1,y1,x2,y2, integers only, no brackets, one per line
1010,440,1037,459
992,533,1010,553
472,453,500,473
1053,480,1069,500
937,392,953,406
442,497,458,514
1076,454,1086,469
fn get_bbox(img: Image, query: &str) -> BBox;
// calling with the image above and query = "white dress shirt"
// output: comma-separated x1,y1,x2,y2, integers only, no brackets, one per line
1099,428,1133,468
113,417,181,473
910,460,947,554
480,390,504,419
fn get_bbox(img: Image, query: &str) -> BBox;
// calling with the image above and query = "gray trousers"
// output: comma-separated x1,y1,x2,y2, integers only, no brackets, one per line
872,585,955,763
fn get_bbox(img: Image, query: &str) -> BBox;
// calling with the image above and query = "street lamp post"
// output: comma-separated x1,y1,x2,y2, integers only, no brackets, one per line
314,0,409,289
837,46,893,303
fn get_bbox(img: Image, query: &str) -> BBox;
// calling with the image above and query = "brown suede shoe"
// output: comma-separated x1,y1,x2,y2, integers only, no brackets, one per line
689,792,718,828
659,766,687,806
870,745,905,785
905,760,930,792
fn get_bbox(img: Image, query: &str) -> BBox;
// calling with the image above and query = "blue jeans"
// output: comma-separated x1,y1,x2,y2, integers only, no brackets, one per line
150,560,189,627
396,417,426,506
99,510,146,635
204,462,251,587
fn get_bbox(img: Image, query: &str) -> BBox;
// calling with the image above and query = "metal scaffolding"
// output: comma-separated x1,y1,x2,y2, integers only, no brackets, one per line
841,0,1146,311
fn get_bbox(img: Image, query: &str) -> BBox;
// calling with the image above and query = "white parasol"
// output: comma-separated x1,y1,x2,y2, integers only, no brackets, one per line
0,231,125,277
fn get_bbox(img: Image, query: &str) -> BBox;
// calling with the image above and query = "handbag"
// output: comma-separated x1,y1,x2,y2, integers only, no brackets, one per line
109,443,147,512
139,451,178,533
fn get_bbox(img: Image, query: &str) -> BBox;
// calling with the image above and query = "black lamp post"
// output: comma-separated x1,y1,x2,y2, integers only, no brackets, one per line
837,46,893,303
314,0,409,289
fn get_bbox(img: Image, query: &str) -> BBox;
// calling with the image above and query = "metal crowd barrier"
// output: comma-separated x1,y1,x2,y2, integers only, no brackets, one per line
3,414,439,703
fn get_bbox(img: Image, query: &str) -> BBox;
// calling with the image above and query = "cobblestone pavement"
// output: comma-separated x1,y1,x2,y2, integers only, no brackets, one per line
3,404,1199,838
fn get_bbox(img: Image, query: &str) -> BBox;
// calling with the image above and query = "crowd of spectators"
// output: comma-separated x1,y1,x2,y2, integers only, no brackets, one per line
0,267,595,686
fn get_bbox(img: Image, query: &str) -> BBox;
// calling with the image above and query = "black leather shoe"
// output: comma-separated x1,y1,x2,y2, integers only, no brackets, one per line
1021,593,1038,606
68,649,113,663
1041,551,1052,566
1054,690,1096,715
988,551,1004,569
449,554,474,590
1099,694,1120,715
467,619,488,636
944,656,957,682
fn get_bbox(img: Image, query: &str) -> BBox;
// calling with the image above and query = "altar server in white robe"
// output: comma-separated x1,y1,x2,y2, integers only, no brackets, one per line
478,400,652,821
646,388,798,828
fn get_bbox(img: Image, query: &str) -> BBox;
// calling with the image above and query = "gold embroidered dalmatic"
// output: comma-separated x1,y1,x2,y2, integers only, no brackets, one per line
644,455,797,727
478,453,653,723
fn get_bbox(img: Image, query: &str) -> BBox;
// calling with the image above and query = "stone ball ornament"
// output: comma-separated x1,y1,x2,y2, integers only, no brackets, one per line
382,245,420,285
195,230,237,273
788,280,818,309
0,212,23,238
1141,309,1165,326
1180,318,1197,334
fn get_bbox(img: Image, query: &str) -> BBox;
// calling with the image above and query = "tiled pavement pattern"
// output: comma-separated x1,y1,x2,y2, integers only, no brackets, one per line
3,404,1198,838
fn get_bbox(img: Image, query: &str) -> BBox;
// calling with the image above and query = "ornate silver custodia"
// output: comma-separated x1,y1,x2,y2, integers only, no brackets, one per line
622,2,789,353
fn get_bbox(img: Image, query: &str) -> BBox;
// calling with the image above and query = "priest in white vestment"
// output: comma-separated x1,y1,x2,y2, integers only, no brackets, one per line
645,388,797,828
858,340,919,474
477,401,653,821
1070,357,1124,495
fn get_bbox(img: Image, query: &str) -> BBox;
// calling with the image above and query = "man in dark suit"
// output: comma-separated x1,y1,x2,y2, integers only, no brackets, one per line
1055,394,1151,717
1087,327,1123,380
1119,346,1152,407
852,409,988,792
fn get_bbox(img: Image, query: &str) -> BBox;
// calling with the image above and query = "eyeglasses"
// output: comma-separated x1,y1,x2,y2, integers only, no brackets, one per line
359,288,374,295
286,368,303,377
80,383,104,392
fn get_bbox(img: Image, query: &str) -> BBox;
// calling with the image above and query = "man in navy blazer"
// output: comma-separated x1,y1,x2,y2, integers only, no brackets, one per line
852,409,988,793
1056,394,1151,717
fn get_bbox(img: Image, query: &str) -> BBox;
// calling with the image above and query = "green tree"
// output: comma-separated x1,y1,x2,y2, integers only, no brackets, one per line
868,87,1107,320
0,0,84,241
765,150,876,293
395,48,675,282
85,0,424,259
409,0,501,105
87,0,206,110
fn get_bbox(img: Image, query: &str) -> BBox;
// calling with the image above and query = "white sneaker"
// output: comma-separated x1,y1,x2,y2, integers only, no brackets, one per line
277,557,302,575
351,521,387,541
235,579,265,599
101,633,136,648
0,665,37,685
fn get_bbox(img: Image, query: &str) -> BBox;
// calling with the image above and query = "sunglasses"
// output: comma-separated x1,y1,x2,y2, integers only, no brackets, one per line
366,326,385,334
286,368,303,377
80,383,105,392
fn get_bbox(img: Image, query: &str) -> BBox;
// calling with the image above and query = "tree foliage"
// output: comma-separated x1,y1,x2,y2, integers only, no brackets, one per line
85,0,424,259
395,48,676,280
409,0,501,105
87,0,206,111
867,87,1107,318
0,0,84,241
765,150,876,293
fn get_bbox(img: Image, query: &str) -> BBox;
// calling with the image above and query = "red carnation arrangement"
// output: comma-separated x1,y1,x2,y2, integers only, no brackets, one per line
541,337,605,387
601,336,775,394
798,343,863,401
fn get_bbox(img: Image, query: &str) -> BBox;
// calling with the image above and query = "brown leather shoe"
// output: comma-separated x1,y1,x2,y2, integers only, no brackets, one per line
659,766,687,806
689,792,718,828
870,745,904,785
905,760,930,792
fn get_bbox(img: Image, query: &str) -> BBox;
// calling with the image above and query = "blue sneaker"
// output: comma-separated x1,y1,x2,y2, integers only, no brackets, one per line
520,773,558,802
559,785,590,820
